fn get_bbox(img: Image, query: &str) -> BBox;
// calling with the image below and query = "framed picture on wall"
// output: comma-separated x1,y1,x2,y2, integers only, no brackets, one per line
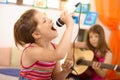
84,12,98,25
33,0,47,8
0,0,8,3
75,4,90,13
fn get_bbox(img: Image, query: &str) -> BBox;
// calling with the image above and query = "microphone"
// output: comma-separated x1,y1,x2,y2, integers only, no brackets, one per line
56,2,81,27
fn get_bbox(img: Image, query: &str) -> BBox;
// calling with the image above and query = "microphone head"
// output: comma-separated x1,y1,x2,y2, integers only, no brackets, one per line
56,18,65,27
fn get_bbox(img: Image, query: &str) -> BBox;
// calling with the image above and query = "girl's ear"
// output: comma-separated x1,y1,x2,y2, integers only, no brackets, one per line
32,31,41,40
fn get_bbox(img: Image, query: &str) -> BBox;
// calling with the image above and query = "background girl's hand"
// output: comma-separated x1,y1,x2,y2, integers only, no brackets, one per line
75,42,87,49
92,61,101,70
62,58,73,72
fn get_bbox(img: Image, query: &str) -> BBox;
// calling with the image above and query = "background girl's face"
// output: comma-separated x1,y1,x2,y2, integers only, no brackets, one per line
89,32,99,48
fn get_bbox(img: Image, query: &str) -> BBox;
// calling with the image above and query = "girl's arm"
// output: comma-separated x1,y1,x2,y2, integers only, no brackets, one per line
92,51,112,77
75,42,87,49
52,60,73,80
52,46,74,80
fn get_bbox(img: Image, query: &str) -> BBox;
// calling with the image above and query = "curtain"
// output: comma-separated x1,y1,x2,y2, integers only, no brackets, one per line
94,0,120,79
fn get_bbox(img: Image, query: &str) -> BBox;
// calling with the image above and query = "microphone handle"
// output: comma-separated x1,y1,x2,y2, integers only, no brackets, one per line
56,18,65,27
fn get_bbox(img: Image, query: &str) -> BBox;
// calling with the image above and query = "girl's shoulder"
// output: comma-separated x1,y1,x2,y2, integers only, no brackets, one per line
23,43,37,52
105,50,113,59
106,50,112,56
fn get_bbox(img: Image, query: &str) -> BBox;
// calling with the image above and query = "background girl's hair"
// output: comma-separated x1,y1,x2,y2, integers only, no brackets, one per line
14,9,37,47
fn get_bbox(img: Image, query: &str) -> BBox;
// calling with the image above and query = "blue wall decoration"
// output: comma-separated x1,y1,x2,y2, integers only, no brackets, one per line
84,12,98,25
75,4,90,13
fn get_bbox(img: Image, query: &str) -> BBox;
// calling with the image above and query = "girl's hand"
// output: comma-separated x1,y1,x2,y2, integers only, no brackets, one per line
92,61,101,70
62,58,73,72
60,11,74,27
75,42,87,49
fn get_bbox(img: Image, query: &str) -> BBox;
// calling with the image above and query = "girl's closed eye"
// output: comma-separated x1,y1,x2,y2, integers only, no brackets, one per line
43,19,46,23
41,17,46,23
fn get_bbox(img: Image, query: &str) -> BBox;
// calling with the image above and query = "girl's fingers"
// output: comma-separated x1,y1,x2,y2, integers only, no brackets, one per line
92,61,101,69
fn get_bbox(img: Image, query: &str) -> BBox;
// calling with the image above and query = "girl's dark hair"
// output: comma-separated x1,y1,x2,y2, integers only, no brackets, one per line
14,9,37,47
86,24,110,57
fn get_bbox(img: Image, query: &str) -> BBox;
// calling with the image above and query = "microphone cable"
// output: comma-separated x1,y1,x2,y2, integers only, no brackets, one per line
67,2,82,80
